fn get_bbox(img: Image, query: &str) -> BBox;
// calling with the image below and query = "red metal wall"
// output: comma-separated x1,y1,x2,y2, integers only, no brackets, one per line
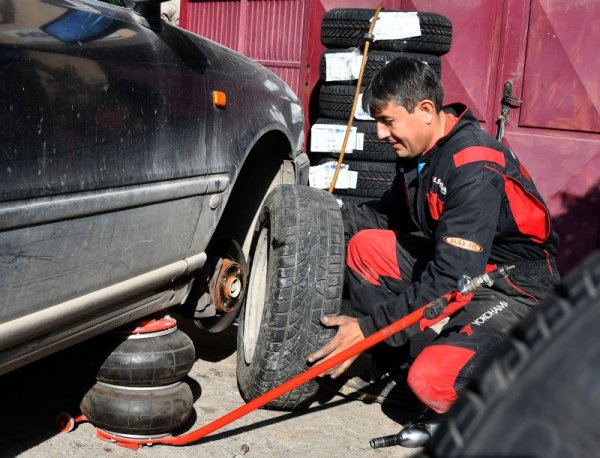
182,0,308,97
181,0,600,272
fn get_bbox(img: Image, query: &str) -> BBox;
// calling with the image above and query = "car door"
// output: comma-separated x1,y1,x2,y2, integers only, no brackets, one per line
0,0,209,322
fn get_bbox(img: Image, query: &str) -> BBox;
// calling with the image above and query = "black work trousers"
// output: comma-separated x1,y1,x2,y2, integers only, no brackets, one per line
346,229,538,413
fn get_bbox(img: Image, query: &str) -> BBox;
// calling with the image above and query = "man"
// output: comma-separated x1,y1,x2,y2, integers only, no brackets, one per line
307,57,560,446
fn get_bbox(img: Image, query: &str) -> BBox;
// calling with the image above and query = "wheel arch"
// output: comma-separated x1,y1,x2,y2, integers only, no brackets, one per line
208,128,300,258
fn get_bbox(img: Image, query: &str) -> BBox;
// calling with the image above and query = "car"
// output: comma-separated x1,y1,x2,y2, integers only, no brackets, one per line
0,0,344,419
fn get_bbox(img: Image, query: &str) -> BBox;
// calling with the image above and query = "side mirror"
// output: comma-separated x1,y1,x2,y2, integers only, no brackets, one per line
127,0,168,30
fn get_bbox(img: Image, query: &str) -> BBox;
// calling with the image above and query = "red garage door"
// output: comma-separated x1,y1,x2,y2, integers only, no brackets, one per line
410,0,599,272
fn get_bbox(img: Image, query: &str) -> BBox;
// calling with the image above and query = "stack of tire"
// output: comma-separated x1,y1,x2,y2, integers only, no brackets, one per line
80,317,196,438
311,9,453,205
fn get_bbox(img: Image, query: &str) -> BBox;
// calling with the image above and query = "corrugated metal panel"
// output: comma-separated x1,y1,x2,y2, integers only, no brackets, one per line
182,0,306,96
245,0,304,62
244,0,306,95
184,1,241,51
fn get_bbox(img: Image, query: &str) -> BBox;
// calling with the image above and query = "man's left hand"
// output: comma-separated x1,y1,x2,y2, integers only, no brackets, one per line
307,315,365,379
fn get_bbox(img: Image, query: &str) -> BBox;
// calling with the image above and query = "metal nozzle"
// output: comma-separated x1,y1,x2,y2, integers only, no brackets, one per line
458,264,515,295
370,423,440,449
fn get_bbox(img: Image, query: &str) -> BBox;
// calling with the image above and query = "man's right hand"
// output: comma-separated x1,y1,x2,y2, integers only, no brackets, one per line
307,315,365,379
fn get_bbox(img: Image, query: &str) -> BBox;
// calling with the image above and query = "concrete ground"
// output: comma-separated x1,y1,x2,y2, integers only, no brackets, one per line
0,323,424,458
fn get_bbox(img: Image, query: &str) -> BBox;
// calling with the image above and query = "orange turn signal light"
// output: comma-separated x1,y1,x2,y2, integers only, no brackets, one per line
212,90,227,108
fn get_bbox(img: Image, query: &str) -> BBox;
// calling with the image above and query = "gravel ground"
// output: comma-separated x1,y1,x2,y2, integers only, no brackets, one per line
0,323,423,458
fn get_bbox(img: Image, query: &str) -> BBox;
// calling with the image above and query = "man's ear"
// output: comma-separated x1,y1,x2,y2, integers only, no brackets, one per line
417,100,436,124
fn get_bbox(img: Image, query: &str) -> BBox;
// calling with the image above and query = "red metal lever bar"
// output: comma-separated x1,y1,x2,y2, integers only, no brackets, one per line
98,291,464,449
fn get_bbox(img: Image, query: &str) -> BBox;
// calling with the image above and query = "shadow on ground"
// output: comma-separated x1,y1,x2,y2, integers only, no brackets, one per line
0,321,237,456
0,342,99,456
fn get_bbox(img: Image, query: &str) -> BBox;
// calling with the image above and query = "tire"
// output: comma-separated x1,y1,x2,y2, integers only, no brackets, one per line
95,329,195,387
337,194,379,206
311,156,396,198
318,85,370,120
320,50,441,84
321,9,452,55
428,251,600,457
236,184,344,410
80,382,193,436
312,117,396,162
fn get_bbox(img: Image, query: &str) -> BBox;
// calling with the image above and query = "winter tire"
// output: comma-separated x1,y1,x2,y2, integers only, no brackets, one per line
80,382,193,437
312,118,396,162
428,251,600,457
318,85,364,120
236,185,344,410
95,329,195,387
320,50,441,84
321,9,452,55
311,156,396,198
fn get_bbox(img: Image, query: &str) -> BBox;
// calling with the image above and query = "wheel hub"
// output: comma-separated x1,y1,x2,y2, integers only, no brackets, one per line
211,258,246,313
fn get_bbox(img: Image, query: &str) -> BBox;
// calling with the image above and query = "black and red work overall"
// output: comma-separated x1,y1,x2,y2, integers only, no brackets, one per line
342,104,560,413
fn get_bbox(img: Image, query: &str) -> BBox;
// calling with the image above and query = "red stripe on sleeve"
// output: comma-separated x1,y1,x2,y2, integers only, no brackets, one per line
453,147,506,168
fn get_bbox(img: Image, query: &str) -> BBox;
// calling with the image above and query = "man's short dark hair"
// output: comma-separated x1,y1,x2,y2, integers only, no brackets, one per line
362,57,443,114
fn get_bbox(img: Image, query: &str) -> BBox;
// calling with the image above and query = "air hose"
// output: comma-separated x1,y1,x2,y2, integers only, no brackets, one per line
87,266,514,449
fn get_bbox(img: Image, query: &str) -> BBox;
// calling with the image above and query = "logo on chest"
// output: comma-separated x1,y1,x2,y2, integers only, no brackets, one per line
432,176,447,195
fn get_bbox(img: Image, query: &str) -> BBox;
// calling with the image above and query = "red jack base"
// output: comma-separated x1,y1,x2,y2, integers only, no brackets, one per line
95,429,172,450
56,412,88,433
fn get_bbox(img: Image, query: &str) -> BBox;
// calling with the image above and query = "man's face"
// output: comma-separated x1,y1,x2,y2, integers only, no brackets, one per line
372,100,433,159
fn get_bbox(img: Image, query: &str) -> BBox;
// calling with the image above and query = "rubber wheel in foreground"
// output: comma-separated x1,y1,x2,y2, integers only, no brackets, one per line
321,9,452,55
236,184,344,410
95,329,195,387
428,251,600,457
80,382,193,437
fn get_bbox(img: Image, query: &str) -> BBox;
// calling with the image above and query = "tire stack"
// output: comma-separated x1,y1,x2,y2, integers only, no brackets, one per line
311,9,453,205
80,317,196,438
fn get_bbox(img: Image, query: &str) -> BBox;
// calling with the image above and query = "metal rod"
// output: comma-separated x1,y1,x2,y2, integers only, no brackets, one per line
328,5,384,193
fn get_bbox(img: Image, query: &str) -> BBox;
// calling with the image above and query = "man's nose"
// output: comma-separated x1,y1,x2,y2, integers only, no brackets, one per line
376,122,389,140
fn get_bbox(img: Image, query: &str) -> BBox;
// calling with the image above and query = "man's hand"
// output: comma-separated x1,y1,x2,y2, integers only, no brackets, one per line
307,315,365,379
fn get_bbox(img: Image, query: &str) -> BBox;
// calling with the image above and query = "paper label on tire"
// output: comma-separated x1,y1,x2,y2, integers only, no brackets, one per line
310,124,360,153
372,12,421,41
354,94,374,120
325,50,363,82
309,161,358,189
